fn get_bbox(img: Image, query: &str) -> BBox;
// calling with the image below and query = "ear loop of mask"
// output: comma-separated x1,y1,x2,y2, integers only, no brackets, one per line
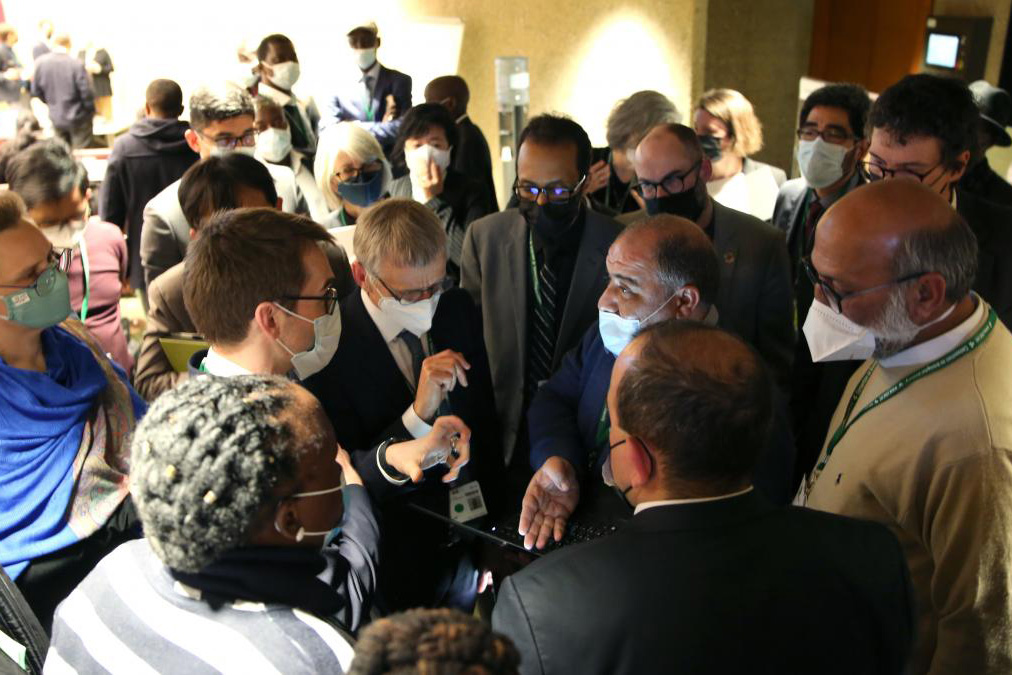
273,483,345,542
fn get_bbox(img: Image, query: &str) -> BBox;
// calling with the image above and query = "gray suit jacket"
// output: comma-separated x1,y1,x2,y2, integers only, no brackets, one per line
138,162,305,288
461,207,623,461
618,202,794,388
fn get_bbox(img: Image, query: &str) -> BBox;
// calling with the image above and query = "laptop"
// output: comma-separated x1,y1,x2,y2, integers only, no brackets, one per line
158,333,209,373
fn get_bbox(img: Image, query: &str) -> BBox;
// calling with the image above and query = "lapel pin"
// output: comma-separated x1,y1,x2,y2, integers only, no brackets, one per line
724,251,736,264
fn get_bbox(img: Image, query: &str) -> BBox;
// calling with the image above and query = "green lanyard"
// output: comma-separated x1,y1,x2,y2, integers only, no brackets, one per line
528,233,543,309
78,235,91,322
594,404,610,448
807,308,998,495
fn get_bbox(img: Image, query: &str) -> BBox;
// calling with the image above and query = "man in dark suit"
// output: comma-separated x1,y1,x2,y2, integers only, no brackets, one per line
865,74,1012,328
320,22,411,155
960,79,1012,208
100,79,197,293
492,321,915,675
623,122,794,390
772,83,871,487
29,34,94,149
306,198,499,610
425,75,498,211
461,114,624,471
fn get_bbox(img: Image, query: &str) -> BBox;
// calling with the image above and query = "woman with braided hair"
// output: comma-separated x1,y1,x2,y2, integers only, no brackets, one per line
47,375,380,674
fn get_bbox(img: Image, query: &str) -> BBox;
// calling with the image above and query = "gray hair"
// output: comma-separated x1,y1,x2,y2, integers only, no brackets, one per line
354,198,447,272
189,83,255,132
892,211,978,302
130,375,314,572
621,215,720,306
606,91,682,151
314,122,391,211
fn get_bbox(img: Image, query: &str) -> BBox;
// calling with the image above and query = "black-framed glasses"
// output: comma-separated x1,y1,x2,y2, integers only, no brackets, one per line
801,257,926,314
635,160,701,199
279,285,339,315
0,249,73,296
197,129,257,150
374,274,454,305
513,175,587,204
330,160,383,186
797,126,855,145
859,160,944,184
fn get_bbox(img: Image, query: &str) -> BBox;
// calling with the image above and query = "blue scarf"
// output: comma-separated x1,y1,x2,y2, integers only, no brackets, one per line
0,326,111,579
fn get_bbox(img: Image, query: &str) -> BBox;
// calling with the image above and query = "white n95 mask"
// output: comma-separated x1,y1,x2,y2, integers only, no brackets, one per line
802,299,876,362
379,294,441,337
797,138,847,190
274,303,342,380
268,61,301,90
355,48,377,70
257,127,293,163
405,144,452,174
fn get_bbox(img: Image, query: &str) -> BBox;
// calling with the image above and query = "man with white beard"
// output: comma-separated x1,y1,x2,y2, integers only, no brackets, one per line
798,179,1012,675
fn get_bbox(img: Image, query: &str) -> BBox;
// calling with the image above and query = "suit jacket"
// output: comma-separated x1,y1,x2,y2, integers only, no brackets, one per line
134,262,196,402
528,321,797,505
320,64,412,152
99,118,198,289
387,170,494,273
139,162,304,288
461,207,623,462
454,116,498,211
29,52,94,128
960,157,1012,210
492,492,915,675
956,188,1012,327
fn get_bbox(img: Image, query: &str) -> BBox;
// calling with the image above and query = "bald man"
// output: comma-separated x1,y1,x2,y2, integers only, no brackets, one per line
626,123,794,390
799,179,1012,675
495,321,913,675
425,75,497,210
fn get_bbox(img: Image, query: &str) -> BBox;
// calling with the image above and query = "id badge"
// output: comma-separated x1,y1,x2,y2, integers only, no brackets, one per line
449,481,488,523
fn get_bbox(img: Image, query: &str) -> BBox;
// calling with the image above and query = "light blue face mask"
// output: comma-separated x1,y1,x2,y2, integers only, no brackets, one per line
0,264,72,329
276,482,348,544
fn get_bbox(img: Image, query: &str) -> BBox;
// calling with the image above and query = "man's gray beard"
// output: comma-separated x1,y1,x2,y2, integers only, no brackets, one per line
870,286,922,359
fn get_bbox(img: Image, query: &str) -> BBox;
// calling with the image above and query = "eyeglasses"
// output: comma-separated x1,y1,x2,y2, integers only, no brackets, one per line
796,126,855,145
513,175,587,204
635,160,702,199
859,160,944,184
35,204,90,230
0,249,73,296
197,129,257,150
330,160,383,185
374,274,454,305
279,285,340,315
801,257,926,314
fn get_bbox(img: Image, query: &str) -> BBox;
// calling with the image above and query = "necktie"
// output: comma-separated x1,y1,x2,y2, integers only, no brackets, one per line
399,330,425,389
361,75,374,121
527,249,558,398
802,195,824,257
285,104,310,151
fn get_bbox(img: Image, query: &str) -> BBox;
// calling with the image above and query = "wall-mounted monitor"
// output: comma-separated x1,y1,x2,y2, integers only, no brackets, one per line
925,32,961,69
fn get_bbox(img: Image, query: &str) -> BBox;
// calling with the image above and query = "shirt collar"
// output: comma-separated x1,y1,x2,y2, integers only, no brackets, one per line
257,81,294,107
634,486,754,515
879,294,984,369
359,62,381,83
202,347,252,377
814,170,861,208
361,288,407,344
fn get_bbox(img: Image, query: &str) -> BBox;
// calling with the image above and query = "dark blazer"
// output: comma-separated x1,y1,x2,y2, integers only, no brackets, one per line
321,64,412,151
461,207,623,461
492,491,915,675
956,188,1012,327
100,118,198,289
78,48,113,98
29,52,94,129
454,116,498,211
305,288,501,486
528,322,797,505
959,157,1012,210
134,262,196,402
387,170,494,275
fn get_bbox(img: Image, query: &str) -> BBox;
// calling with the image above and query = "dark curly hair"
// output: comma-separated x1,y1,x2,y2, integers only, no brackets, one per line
800,83,871,139
349,609,520,675
130,375,314,572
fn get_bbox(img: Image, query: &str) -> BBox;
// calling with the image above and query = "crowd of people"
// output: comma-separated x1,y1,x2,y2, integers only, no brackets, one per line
1,17,1012,675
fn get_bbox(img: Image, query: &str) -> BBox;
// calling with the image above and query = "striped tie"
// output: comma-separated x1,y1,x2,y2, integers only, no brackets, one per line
527,254,558,397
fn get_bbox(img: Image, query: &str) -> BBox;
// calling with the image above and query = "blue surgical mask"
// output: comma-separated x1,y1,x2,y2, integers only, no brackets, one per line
598,291,679,356
336,169,384,207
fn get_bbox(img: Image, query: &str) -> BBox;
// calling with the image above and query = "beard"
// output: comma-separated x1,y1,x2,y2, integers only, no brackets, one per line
868,286,922,359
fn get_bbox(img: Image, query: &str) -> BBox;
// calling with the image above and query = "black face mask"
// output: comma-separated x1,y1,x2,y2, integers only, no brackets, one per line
698,134,723,162
519,196,584,245
644,180,707,221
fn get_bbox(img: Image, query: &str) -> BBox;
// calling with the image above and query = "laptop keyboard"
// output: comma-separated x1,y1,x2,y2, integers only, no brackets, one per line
489,513,619,554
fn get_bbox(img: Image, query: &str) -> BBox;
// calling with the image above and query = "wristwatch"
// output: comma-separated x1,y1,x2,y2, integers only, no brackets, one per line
376,438,410,485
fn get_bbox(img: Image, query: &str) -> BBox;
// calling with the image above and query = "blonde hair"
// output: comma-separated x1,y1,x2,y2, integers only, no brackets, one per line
353,198,447,273
696,88,764,157
314,122,390,211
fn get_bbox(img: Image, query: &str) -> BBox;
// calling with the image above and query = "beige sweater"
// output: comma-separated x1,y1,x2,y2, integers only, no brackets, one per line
805,304,1012,675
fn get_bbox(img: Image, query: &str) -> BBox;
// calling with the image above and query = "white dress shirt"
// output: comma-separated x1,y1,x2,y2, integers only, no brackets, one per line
879,294,984,369
360,289,433,438
634,486,754,515
201,347,252,377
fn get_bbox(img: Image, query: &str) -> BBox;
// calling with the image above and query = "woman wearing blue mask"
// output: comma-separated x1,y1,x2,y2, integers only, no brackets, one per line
47,375,378,673
0,191,146,632
315,122,392,230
